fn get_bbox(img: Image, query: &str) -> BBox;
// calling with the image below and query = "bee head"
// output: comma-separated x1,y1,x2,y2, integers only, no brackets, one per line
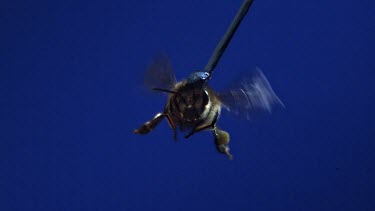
186,71,210,87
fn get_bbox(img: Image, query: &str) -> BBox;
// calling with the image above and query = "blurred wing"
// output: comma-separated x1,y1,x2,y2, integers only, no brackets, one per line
217,69,283,119
144,53,177,91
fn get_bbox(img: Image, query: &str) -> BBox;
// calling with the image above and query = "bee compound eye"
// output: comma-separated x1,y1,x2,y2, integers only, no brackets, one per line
178,103,186,112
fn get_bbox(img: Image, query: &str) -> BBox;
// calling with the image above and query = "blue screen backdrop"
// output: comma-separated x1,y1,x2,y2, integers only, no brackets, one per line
1,0,374,210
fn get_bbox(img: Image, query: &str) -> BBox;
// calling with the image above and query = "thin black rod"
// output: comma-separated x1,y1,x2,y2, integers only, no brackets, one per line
152,88,178,94
204,0,254,75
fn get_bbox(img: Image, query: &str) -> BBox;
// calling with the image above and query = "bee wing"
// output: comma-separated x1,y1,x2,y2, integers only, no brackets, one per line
217,69,284,119
144,53,177,91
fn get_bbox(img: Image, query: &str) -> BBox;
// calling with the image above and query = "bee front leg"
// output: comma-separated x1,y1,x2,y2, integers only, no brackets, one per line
214,127,232,160
133,113,165,135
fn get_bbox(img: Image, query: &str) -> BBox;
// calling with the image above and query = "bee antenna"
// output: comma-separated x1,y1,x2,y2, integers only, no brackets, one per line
152,88,178,94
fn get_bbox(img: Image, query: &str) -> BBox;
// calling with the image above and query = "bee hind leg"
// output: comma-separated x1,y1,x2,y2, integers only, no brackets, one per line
184,111,219,139
133,113,165,135
214,127,232,160
165,114,178,141
184,124,214,139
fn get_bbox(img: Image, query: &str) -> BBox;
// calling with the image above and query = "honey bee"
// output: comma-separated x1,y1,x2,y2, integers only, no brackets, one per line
133,55,282,159
133,0,282,159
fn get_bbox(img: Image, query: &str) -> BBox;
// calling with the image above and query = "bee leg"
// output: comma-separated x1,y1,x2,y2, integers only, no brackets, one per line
165,114,178,141
214,127,232,160
133,113,165,135
184,111,219,139
184,124,212,139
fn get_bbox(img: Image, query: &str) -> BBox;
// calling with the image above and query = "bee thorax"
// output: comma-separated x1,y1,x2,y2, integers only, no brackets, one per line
167,87,214,129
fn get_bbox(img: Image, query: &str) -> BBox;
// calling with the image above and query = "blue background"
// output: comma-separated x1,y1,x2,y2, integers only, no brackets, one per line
2,0,374,210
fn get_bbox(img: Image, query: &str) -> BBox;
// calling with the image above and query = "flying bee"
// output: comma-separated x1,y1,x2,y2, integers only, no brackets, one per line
133,55,283,159
133,0,282,159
